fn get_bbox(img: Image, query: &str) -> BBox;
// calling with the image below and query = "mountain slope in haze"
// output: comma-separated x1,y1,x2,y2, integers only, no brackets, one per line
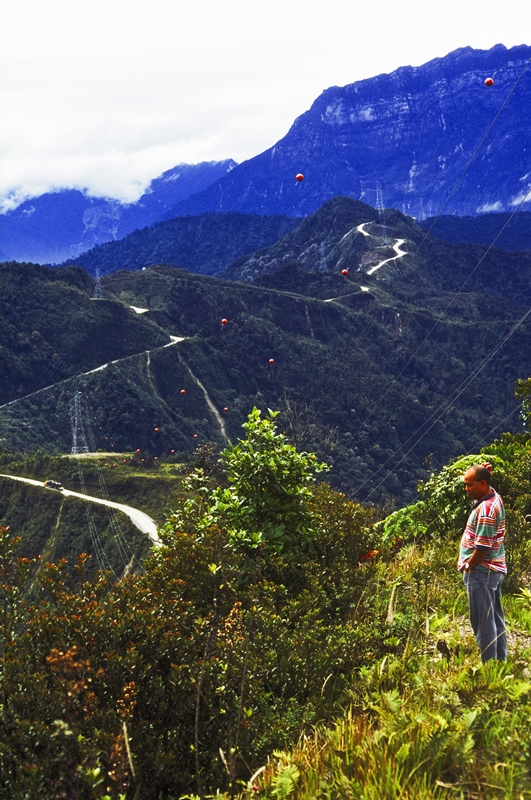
65,200,531,283
419,210,531,250
65,212,299,277
4,44,530,270
167,44,531,221
3,196,531,505
0,160,236,265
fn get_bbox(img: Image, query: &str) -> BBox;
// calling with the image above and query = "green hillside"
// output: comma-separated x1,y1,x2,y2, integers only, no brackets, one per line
0,474,151,579
66,212,299,277
2,197,531,507
0,262,168,405
0,446,222,576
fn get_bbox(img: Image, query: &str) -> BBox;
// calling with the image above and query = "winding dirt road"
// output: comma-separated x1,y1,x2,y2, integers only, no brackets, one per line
0,334,185,410
366,238,407,275
0,473,159,544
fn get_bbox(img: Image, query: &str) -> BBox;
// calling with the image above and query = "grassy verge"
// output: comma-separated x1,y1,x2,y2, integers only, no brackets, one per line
234,540,531,800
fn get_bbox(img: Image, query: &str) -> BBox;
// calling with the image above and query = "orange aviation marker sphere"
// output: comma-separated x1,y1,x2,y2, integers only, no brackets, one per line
484,77,494,86
295,173,304,182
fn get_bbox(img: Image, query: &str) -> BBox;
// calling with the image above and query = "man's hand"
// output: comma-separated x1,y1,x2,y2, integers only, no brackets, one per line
481,461,493,476
460,548,488,572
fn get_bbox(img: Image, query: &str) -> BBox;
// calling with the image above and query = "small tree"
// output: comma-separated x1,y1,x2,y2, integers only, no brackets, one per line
211,408,328,553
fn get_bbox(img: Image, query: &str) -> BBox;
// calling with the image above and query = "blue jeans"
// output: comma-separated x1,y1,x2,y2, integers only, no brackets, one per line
463,569,507,662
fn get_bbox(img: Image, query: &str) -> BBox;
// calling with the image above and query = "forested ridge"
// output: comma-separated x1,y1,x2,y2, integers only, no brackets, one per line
64,212,298,278
2,198,531,508
420,210,531,251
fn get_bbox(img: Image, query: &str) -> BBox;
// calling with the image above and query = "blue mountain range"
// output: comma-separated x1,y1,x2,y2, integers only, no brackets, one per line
167,43,531,221
1,43,530,265
0,161,236,264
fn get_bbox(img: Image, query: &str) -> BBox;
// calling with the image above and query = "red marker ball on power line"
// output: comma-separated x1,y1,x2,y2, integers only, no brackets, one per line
180,389,186,395
154,427,159,432
221,318,228,325
295,173,304,182
193,434,198,439
484,77,494,86
137,449,141,453
341,269,349,276
269,358,275,364
223,407,229,412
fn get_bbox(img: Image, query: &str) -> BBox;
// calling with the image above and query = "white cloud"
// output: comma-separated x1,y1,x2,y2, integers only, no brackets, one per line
476,201,504,213
1,0,528,206
510,188,531,207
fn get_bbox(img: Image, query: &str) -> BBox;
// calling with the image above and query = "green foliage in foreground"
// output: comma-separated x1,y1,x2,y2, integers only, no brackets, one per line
257,643,531,799
1,408,531,799
0,410,377,798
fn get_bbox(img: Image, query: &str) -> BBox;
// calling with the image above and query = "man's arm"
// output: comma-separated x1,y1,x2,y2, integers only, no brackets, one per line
463,547,489,571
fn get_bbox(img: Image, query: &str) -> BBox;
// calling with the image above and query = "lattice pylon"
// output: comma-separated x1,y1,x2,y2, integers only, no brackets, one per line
70,391,89,455
375,181,388,246
93,268,103,299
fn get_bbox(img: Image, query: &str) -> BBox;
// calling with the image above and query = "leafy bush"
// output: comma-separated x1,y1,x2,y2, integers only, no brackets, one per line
211,408,328,553
0,410,378,799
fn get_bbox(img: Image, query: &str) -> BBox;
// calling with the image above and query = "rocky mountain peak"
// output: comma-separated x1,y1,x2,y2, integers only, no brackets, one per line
170,43,531,220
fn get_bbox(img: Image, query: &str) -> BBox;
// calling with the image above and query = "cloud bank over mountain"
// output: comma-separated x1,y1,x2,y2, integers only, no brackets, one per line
1,0,528,207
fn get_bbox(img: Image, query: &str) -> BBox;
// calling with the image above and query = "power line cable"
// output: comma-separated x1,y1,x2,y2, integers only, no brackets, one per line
352,184,531,439
413,54,531,254
74,454,118,577
80,394,145,573
360,305,531,501
467,403,523,454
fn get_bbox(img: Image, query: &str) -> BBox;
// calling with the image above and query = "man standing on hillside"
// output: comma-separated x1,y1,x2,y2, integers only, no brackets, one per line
458,463,507,662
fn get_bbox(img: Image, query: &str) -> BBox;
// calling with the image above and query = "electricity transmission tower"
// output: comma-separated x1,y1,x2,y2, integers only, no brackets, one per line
319,242,328,271
70,391,90,455
93,268,103,299
375,182,388,246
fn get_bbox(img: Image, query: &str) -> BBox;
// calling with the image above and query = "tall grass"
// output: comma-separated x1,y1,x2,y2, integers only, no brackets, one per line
229,539,531,799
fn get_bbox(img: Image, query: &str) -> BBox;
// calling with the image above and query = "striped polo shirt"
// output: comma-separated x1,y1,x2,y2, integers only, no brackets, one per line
458,489,506,574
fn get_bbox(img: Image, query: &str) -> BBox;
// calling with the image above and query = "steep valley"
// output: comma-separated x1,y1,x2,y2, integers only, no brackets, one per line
2,198,530,528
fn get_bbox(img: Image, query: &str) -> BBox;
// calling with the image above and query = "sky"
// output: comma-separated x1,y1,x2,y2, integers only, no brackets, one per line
1,0,528,209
